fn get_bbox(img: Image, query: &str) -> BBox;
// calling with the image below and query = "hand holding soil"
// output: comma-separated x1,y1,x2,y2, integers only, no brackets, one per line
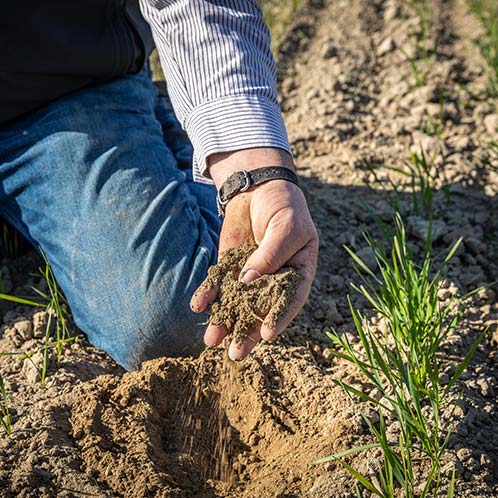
190,160,318,361
195,242,304,346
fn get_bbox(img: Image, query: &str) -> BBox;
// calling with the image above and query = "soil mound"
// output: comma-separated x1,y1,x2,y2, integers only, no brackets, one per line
69,347,352,498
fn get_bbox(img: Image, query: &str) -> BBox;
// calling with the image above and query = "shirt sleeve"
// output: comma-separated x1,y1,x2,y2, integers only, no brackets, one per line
139,0,292,183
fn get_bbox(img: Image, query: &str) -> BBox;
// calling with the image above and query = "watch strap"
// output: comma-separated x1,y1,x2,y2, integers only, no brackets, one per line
216,166,299,216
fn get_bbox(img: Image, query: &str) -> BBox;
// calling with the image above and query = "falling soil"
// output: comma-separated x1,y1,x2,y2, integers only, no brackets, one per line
201,242,303,342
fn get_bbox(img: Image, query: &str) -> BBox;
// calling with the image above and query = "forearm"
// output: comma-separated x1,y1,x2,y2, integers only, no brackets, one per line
140,0,292,182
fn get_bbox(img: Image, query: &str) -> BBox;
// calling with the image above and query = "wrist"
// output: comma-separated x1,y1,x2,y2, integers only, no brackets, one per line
216,167,300,216
207,147,294,190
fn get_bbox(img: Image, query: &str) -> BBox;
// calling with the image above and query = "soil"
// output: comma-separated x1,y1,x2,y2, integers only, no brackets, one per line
1,0,498,497
201,243,303,342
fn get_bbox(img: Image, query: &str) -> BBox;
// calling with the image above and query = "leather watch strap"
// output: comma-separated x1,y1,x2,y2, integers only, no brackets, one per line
216,166,299,216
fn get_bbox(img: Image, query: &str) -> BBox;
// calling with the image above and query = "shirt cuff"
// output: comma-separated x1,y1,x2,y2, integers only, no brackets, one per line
183,94,292,184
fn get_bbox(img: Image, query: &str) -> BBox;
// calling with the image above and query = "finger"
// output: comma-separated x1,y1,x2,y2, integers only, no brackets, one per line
190,285,218,313
228,327,262,361
204,323,228,347
218,193,252,254
260,240,318,341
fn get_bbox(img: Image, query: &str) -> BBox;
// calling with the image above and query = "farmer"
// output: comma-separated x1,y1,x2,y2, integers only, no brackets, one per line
0,1,318,369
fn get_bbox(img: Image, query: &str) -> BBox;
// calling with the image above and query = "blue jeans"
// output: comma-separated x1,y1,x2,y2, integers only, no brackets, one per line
0,68,221,370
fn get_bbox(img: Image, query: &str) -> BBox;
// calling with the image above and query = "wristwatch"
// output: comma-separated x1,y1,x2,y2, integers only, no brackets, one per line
216,166,300,216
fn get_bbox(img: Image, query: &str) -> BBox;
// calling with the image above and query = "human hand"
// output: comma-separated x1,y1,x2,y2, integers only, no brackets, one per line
190,148,318,360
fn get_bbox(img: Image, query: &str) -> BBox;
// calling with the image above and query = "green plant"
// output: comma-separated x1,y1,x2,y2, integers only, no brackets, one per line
0,221,21,260
0,253,73,398
261,0,302,51
364,148,442,219
469,0,498,97
419,93,446,139
0,372,12,436
31,255,74,384
404,0,436,88
315,214,484,497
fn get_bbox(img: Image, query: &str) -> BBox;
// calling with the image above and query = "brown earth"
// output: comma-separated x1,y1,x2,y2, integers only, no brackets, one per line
1,0,498,497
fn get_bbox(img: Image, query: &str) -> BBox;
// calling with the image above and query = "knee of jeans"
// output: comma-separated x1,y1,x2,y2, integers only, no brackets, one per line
92,283,209,371
73,246,215,371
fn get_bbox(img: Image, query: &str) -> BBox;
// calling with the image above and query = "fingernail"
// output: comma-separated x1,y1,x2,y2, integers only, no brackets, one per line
240,269,261,284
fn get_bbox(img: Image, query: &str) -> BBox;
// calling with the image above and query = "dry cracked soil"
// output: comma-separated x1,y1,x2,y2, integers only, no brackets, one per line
1,0,498,497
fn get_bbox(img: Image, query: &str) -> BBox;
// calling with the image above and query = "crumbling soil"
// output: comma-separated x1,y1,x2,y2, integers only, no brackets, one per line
1,0,498,497
201,242,303,342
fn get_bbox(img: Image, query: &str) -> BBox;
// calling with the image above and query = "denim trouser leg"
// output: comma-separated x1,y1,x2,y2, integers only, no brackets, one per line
0,68,221,370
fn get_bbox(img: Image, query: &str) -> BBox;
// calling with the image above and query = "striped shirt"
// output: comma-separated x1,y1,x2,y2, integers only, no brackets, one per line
139,0,291,183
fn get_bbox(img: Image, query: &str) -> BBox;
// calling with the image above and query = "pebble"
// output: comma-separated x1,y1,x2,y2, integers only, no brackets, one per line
465,237,486,255
476,377,494,398
483,113,498,135
14,320,33,339
457,447,473,463
439,373,450,385
383,1,399,22
377,37,396,57
321,42,338,59
407,216,447,243
478,287,495,303
22,352,43,385
325,300,343,325
355,246,377,271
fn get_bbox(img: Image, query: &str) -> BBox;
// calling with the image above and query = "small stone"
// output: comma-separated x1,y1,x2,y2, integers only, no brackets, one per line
451,135,471,150
465,237,486,255
313,307,326,321
476,378,494,397
439,373,450,385
321,43,338,59
407,216,447,243
14,320,33,340
33,311,48,338
325,300,343,325
478,287,495,303
248,433,260,446
457,447,473,463
384,1,399,22
355,246,377,271
480,453,492,469
369,388,383,401
377,37,396,57
322,348,334,360
484,113,498,135
22,352,43,385
437,287,452,301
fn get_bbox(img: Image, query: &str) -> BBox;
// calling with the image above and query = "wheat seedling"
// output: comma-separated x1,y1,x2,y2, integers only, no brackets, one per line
0,372,12,436
315,214,484,497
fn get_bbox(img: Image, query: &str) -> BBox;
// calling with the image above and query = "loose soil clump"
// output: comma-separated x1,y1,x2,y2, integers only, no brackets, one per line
201,243,303,342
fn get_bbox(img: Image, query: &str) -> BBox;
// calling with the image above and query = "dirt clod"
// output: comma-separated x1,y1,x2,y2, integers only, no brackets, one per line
201,242,303,343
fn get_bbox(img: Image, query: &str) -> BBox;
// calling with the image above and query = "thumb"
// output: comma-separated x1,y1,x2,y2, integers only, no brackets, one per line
240,237,295,284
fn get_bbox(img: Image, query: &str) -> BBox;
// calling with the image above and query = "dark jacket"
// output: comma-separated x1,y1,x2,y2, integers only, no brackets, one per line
0,0,154,126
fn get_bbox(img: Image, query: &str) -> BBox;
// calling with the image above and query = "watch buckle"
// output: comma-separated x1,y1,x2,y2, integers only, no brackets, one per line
216,170,251,217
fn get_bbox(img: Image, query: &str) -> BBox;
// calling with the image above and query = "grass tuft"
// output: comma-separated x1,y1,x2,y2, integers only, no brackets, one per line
0,372,12,436
316,213,484,497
